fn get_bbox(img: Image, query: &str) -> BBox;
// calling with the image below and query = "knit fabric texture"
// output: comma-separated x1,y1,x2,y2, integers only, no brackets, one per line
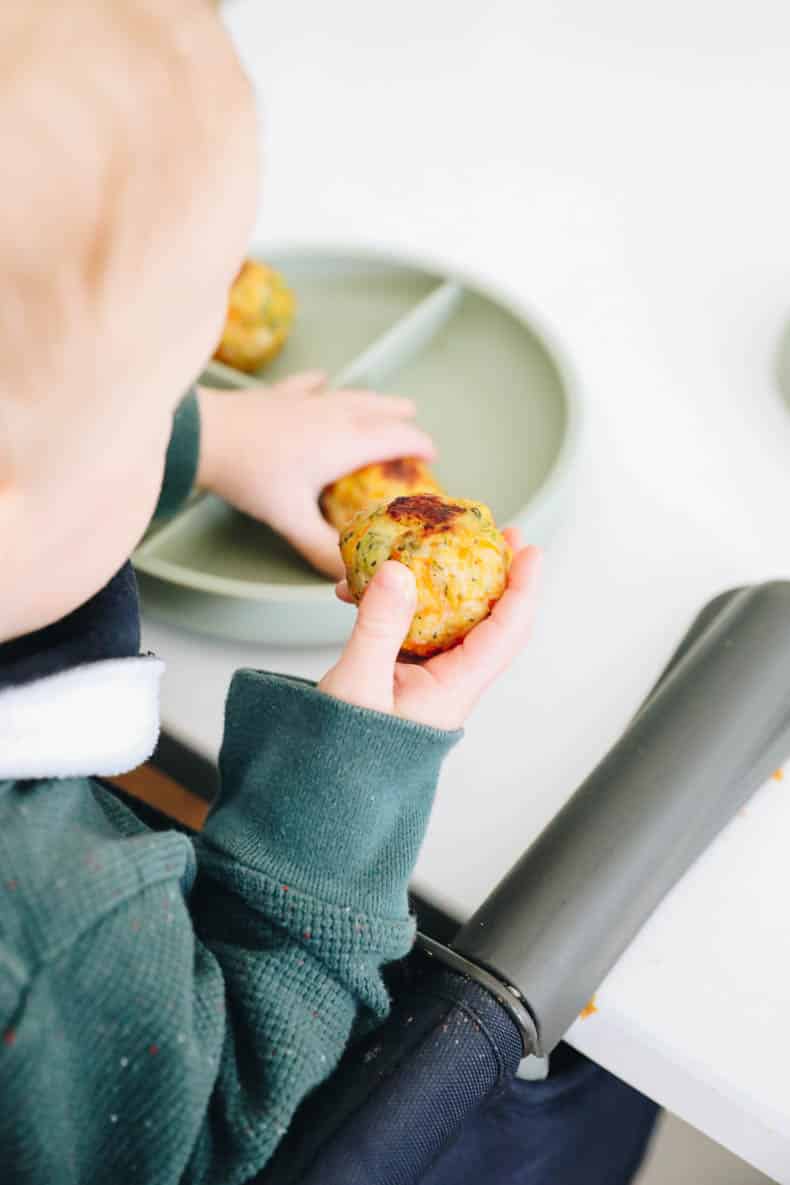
0,670,460,1184
154,386,201,518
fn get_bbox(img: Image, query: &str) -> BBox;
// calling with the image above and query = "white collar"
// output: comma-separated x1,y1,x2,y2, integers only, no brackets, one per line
0,656,164,780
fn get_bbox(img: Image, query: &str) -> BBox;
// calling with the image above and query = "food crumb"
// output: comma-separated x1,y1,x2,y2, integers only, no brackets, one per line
579,996,598,1020
772,768,784,782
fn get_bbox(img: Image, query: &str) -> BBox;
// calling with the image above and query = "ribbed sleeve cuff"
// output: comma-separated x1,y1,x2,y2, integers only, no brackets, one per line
154,387,201,519
199,671,461,920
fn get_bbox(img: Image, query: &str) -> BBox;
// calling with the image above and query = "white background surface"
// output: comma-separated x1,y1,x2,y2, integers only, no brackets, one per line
144,2,790,1178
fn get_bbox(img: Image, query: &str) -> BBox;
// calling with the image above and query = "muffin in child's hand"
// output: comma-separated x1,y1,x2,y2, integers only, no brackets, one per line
340,493,511,657
320,457,443,530
213,260,295,373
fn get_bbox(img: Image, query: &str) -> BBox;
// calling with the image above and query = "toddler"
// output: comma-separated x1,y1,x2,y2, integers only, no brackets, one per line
0,4,539,1183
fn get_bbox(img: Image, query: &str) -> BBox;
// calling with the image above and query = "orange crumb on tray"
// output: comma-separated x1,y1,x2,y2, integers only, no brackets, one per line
772,769,784,782
579,996,598,1019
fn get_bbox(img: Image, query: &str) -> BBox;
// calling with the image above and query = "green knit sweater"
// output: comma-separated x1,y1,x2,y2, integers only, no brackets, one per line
0,392,460,1184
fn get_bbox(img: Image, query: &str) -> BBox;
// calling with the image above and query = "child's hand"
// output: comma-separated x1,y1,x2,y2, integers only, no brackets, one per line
196,373,435,579
319,530,542,731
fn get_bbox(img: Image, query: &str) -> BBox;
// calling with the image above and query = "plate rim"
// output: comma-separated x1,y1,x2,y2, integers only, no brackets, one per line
134,242,584,603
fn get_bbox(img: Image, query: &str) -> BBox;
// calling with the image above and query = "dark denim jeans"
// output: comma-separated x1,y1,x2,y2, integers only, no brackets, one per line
261,960,659,1185
421,1043,659,1185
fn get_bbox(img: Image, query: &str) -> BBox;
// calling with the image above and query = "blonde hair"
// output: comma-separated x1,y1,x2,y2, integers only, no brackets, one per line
0,0,255,469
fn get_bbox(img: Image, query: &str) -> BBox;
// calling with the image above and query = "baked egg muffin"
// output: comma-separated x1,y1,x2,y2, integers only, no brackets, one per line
213,260,296,373
320,457,444,530
340,493,511,657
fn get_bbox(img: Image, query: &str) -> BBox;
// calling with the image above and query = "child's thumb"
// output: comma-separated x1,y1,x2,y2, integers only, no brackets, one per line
320,562,417,714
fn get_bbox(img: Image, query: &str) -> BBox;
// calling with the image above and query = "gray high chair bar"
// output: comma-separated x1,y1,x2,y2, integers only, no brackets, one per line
455,581,790,1054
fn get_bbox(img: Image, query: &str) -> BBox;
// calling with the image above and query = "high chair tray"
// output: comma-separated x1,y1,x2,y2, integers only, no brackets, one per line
134,245,582,646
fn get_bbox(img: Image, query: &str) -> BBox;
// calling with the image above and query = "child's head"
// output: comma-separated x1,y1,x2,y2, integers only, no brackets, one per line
0,0,258,641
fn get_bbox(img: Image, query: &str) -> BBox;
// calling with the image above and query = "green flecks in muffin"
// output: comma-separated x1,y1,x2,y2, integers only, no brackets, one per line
357,530,392,577
398,531,424,555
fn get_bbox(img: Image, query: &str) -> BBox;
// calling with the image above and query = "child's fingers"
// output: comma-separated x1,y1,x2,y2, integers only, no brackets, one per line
503,526,523,552
345,424,437,470
275,370,327,394
458,545,542,673
335,580,354,604
320,562,417,713
427,546,543,695
321,425,437,488
334,391,418,419
280,503,345,580
474,544,542,647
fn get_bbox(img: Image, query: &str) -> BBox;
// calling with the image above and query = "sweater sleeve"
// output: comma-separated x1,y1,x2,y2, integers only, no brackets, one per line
185,672,460,1181
153,387,201,519
0,673,460,1185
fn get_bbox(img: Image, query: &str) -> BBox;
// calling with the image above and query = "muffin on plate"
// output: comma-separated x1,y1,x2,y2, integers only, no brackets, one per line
340,493,511,658
213,260,295,373
321,458,443,531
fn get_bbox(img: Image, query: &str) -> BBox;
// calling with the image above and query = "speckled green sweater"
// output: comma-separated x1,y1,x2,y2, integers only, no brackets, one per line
0,391,460,1184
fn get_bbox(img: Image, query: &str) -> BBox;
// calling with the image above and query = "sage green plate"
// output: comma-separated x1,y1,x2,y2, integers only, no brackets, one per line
134,246,583,645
